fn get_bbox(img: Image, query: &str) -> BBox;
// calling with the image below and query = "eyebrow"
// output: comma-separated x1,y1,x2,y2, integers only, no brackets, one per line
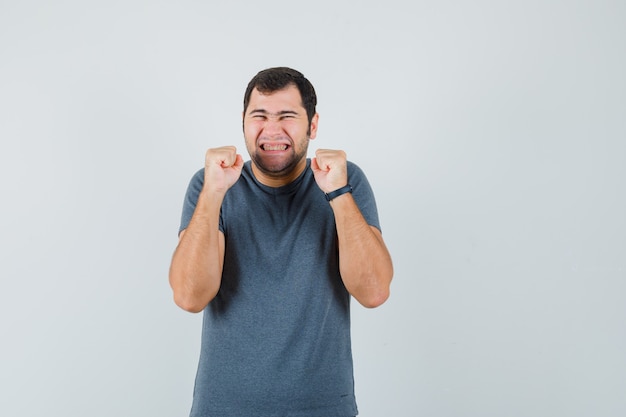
248,109,300,117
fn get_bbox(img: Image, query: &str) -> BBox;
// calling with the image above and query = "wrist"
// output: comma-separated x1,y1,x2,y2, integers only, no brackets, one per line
199,187,227,204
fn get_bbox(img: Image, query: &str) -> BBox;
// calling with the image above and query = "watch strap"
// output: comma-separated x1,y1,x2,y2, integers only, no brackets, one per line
325,184,353,201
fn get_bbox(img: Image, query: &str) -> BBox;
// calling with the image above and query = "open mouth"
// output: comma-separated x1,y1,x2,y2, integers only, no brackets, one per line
261,144,289,151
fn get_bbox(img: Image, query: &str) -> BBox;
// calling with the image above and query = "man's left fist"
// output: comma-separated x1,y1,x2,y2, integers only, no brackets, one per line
311,149,348,193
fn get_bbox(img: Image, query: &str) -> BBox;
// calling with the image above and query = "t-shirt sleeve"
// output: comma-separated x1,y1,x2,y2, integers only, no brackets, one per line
347,161,382,232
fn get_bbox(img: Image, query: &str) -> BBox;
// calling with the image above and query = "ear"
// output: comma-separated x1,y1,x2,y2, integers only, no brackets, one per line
309,113,319,139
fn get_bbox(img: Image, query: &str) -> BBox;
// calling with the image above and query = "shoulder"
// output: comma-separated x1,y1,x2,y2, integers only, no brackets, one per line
191,167,204,182
347,160,364,174
346,160,371,185
182,168,203,195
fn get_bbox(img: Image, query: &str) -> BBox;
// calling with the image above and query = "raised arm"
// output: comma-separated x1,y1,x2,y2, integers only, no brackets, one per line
311,150,393,308
169,147,243,313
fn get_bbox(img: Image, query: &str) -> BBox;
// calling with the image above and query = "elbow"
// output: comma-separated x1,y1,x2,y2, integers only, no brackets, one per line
169,271,216,313
358,287,390,309
363,263,394,308
173,292,208,313
354,267,393,308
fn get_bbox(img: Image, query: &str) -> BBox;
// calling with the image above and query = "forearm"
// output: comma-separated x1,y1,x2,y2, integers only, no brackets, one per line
330,193,393,308
169,190,225,313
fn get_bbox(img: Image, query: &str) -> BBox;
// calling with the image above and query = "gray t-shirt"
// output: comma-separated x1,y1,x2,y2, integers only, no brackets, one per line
179,159,380,417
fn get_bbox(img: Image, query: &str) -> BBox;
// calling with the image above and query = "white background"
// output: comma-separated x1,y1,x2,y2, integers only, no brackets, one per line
1,1,624,416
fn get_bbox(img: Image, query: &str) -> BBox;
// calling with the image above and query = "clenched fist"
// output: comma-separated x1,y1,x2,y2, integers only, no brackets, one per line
204,146,244,195
311,149,348,193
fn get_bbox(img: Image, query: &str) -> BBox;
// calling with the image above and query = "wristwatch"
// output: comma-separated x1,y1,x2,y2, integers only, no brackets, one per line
325,184,353,201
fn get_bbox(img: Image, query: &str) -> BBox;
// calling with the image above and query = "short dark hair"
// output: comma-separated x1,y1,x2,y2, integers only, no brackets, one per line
243,67,317,124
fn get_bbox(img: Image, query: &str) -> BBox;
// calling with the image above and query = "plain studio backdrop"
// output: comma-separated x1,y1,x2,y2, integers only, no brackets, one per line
1,1,624,416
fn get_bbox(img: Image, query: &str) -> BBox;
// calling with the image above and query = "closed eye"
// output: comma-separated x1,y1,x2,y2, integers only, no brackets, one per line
247,110,300,121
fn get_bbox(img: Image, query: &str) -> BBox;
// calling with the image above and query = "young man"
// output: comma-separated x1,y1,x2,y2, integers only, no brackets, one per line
169,67,393,417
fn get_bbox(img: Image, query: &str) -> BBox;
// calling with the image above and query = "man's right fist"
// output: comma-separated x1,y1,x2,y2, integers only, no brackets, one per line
203,146,244,194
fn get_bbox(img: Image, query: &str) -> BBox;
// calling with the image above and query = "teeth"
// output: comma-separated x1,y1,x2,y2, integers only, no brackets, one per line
263,144,287,151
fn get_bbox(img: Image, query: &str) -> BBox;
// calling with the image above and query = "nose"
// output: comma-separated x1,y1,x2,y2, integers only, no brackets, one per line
263,117,283,136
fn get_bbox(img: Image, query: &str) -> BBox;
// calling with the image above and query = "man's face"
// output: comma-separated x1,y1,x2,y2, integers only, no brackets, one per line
243,85,318,180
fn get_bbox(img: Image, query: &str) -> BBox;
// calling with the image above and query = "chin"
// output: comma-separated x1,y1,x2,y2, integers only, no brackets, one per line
254,156,301,176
